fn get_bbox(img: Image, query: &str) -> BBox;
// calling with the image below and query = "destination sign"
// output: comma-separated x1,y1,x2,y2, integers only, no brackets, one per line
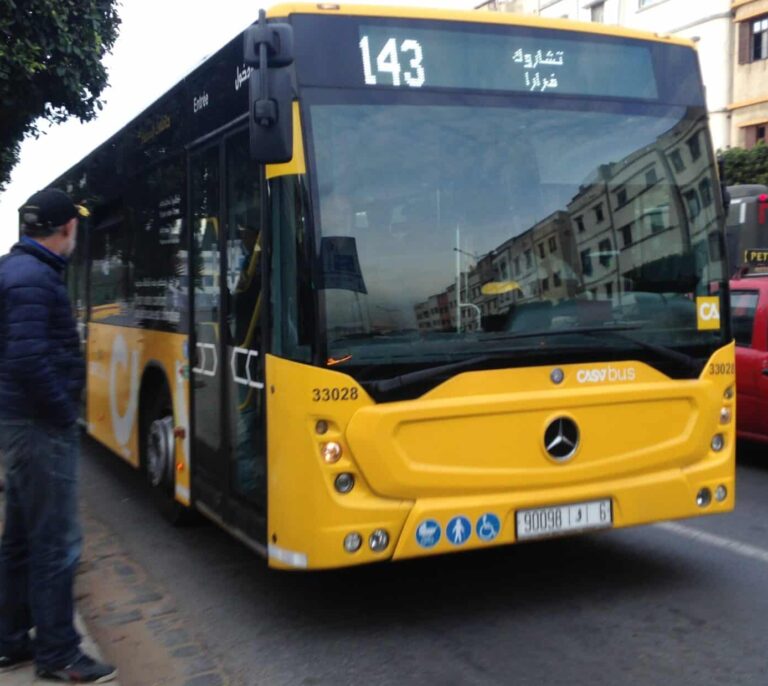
357,24,658,99
292,15,706,105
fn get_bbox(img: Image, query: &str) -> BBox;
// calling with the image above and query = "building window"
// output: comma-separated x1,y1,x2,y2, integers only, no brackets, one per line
754,17,768,61
699,178,713,207
538,242,546,259
605,282,613,298
669,149,685,173
648,209,665,233
620,224,633,248
581,249,593,276
744,123,768,148
591,2,605,23
513,256,520,276
575,216,585,233
598,238,612,266
645,167,658,187
687,133,701,161
542,277,549,292
616,188,628,207
524,249,533,269
594,203,604,223
684,190,701,220
553,271,562,287
548,236,557,253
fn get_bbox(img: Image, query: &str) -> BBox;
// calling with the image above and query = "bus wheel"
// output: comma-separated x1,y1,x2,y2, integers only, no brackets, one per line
142,390,192,526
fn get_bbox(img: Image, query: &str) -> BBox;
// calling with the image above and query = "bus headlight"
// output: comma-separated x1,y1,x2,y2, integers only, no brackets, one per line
369,529,389,552
322,441,342,463
696,488,712,507
711,434,725,452
715,485,728,502
719,408,732,424
334,473,355,494
344,532,362,552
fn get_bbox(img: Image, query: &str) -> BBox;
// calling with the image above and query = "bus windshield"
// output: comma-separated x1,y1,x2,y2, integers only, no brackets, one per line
297,22,728,384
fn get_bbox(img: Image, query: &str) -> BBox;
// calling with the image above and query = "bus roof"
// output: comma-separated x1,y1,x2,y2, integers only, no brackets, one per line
267,3,695,49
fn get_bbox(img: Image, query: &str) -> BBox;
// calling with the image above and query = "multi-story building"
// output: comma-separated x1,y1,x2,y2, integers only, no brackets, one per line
730,0,768,147
479,0,734,151
412,113,719,334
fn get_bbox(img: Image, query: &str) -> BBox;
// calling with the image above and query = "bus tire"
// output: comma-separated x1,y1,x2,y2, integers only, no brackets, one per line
141,384,193,526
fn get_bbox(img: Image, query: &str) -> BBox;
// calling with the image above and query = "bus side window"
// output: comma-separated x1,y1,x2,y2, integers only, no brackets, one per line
225,129,266,503
272,174,314,362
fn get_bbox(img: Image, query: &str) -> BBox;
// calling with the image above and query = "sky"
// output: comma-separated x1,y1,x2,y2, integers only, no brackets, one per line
0,0,477,253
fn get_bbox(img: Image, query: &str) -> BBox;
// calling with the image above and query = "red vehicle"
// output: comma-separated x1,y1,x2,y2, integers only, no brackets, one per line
730,273,768,444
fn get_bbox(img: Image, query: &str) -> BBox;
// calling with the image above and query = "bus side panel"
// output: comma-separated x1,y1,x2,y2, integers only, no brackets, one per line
86,323,192,504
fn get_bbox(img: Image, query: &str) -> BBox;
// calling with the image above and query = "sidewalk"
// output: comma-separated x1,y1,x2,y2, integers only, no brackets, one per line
2,613,119,685
0,481,120,685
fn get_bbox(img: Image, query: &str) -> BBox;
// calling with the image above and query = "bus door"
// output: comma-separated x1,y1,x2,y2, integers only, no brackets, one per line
189,129,267,536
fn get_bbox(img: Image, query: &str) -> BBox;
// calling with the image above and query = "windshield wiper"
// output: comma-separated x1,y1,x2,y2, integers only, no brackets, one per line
575,328,701,372
490,325,700,372
362,353,505,394
363,326,701,395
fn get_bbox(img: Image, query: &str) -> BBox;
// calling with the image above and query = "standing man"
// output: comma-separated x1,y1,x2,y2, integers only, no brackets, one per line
0,189,117,683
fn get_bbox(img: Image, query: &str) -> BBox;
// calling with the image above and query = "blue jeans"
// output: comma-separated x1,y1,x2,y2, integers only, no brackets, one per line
0,419,82,669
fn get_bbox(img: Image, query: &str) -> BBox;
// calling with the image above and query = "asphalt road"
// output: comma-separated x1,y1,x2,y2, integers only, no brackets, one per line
79,438,768,686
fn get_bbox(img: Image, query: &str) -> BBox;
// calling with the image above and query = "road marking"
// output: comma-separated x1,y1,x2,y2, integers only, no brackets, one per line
656,521,768,566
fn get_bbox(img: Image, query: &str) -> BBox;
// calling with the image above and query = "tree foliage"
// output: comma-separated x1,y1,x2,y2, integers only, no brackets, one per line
0,0,120,191
720,143,768,187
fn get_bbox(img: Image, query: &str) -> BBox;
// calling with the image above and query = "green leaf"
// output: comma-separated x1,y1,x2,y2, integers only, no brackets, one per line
0,0,120,190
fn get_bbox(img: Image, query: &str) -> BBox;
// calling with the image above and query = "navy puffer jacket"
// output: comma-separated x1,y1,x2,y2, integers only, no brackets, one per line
0,238,85,427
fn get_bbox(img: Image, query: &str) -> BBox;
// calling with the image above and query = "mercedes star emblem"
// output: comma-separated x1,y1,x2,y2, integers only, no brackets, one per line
544,417,580,461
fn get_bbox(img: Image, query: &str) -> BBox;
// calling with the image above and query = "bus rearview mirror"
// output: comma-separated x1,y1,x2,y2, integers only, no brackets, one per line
244,19,294,68
249,67,294,163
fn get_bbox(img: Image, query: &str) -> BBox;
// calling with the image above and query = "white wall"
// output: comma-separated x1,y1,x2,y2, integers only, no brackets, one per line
534,0,621,23
627,0,732,151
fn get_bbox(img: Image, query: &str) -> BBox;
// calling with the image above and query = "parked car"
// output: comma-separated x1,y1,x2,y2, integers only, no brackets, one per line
730,273,768,444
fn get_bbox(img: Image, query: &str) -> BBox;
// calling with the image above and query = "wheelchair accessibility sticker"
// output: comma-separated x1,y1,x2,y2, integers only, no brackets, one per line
476,513,501,542
415,519,441,548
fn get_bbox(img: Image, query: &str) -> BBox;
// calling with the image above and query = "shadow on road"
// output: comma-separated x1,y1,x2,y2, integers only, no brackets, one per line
736,438,767,469
82,435,698,632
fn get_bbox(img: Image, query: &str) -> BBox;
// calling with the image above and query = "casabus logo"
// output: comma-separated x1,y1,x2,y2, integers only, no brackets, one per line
696,296,721,331
576,366,637,384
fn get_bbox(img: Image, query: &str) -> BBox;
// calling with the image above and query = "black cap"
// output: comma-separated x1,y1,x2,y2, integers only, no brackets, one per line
19,188,89,234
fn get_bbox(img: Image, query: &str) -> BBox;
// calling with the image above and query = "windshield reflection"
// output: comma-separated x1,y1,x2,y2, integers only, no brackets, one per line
308,97,726,369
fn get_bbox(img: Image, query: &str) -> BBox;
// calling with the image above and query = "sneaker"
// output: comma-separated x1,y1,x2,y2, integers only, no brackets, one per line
36,652,118,683
0,647,34,672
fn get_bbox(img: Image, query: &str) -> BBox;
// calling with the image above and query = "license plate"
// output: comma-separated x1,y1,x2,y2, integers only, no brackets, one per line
516,499,612,541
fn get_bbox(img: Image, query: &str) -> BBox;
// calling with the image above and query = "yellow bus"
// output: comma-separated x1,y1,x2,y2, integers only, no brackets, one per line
55,3,735,570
